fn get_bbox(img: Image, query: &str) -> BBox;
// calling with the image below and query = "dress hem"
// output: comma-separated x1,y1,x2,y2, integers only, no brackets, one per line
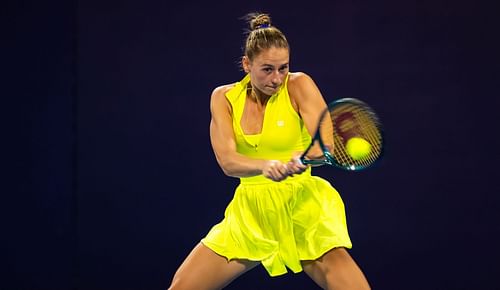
200,239,353,277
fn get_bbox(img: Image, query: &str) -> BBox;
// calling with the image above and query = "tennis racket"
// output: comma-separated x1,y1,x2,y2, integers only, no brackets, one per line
300,97,384,171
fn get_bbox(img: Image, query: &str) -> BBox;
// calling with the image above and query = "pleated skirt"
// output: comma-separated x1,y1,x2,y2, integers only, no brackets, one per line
201,173,352,277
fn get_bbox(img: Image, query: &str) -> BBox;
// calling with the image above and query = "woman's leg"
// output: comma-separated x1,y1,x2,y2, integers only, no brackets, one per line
301,247,371,290
168,243,259,290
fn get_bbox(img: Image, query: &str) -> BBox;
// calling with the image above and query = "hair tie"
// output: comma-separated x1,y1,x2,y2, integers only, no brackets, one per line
256,23,270,29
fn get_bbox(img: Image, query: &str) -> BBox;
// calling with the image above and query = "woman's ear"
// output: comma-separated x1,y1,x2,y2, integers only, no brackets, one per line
242,56,250,73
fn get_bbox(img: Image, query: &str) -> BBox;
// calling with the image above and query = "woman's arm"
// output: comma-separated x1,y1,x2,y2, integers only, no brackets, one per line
287,72,332,164
209,85,289,181
288,72,328,136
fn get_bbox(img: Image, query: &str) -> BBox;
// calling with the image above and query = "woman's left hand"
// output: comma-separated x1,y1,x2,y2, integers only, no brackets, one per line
285,155,308,177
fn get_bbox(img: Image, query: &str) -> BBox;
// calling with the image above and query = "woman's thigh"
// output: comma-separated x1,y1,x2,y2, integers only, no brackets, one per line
301,247,370,290
168,243,259,290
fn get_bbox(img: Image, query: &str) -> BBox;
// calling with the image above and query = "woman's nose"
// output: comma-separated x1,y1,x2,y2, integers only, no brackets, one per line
271,71,281,85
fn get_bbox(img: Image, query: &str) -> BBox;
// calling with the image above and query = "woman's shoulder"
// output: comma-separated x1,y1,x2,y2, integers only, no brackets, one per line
210,82,240,114
288,72,314,86
212,83,235,95
288,72,318,96
211,82,237,101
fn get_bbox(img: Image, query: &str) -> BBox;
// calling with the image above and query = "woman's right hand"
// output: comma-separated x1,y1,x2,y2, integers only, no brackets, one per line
262,160,289,182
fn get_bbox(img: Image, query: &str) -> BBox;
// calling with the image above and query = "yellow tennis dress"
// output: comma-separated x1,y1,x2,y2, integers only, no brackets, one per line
201,74,352,277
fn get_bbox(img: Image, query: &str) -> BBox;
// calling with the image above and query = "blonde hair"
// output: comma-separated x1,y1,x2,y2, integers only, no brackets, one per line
242,12,289,61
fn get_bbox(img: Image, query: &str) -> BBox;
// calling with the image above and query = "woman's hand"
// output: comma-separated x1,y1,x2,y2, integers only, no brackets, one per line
285,156,308,176
262,157,308,182
262,160,290,181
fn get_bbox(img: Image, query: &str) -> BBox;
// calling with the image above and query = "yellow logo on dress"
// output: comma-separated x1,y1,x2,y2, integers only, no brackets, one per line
277,120,285,127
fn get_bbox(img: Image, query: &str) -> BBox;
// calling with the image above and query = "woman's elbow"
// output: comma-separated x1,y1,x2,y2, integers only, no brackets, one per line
216,156,237,177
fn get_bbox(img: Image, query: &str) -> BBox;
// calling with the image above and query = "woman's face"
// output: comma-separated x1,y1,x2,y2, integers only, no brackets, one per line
244,47,290,96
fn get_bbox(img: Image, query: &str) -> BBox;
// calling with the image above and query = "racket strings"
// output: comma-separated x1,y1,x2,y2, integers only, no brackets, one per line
327,103,383,168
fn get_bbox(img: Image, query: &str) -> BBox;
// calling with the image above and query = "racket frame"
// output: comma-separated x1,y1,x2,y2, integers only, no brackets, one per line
299,98,384,171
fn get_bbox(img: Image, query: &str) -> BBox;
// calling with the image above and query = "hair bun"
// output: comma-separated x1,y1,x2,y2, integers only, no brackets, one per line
249,13,271,30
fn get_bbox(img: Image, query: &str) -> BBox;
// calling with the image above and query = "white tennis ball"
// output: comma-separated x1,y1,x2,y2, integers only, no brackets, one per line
346,137,372,160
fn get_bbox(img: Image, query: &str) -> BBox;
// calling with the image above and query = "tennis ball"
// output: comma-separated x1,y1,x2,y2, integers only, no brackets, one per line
346,137,372,160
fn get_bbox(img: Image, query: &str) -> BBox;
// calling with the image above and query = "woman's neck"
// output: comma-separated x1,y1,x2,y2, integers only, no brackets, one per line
247,85,270,106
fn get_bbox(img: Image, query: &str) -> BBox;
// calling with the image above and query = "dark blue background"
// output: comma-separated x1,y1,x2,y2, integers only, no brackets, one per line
3,0,499,289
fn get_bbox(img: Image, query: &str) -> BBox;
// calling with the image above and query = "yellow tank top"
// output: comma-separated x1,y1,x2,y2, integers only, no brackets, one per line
225,74,312,183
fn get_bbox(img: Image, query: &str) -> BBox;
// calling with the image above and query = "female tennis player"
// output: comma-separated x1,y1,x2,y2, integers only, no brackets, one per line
168,12,371,290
